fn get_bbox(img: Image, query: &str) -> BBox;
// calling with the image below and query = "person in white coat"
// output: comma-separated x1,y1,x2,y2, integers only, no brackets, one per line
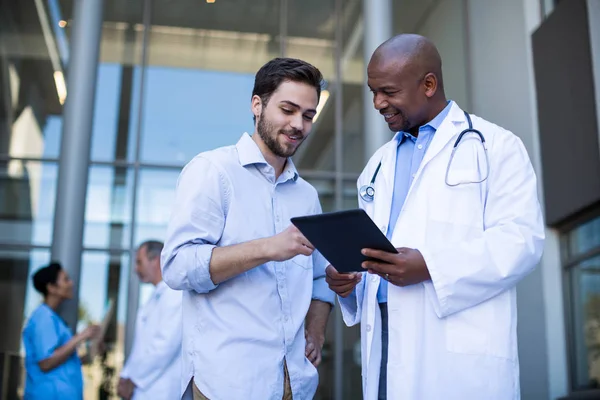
118,240,182,400
325,34,545,399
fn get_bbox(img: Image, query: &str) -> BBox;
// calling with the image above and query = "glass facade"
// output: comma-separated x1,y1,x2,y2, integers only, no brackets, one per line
1,0,365,398
564,216,600,391
4,0,593,399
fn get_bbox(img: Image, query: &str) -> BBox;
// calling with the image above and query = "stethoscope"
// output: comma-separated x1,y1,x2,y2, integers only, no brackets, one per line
359,111,489,202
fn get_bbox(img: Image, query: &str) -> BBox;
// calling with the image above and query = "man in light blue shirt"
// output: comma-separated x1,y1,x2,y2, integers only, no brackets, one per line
161,58,335,400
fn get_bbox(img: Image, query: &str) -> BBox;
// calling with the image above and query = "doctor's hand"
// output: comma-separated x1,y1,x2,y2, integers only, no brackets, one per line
361,247,431,287
325,265,362,297
267,225,315,262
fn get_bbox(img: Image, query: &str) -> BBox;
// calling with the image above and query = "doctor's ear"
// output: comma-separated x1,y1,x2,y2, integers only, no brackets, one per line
423,72,439,98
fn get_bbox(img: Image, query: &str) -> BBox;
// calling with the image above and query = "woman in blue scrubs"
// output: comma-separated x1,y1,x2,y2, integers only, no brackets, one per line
22,263,99,400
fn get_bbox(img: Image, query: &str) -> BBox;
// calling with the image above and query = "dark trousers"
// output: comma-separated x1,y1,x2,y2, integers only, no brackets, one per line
379,302,388,400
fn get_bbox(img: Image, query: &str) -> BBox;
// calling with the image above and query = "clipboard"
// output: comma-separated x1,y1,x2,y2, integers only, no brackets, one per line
88,298,114,359
291,209,398,273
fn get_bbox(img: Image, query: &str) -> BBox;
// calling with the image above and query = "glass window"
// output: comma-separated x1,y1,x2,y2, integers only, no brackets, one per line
90,64,142,162
287,0,335,173
86,0,144,163
302,178,359,213
287,1,335,81
0,248,50,399
3,248,51,347
138,0,280,166
569,255,600,389
134,167,179,244
78,251,130,399
567,217,600,258
343,179,359,210
84,166,134,249
0,1,67,160
305,178,335,212
139,68,254,165
565,215,600,392
0,161,58,246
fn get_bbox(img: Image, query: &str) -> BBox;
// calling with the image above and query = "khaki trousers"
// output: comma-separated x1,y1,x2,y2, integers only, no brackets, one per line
192,361,293,400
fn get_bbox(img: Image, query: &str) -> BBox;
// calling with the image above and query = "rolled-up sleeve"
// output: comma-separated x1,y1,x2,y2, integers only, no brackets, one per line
310,199,336,306
161,156,229,294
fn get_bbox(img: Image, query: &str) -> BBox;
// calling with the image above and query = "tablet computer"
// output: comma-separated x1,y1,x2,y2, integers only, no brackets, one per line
291,209,398,273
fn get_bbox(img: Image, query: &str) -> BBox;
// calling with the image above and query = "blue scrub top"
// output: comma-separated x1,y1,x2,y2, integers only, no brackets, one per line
22,304,83,400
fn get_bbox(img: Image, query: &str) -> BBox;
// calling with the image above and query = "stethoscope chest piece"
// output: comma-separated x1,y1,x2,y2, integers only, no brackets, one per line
359,184,375,202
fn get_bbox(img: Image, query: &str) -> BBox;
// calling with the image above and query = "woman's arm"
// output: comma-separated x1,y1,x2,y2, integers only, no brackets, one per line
38,325,98,372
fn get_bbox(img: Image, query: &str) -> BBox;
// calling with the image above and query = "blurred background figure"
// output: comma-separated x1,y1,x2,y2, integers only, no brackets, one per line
22,262,100,400
117,241,182,400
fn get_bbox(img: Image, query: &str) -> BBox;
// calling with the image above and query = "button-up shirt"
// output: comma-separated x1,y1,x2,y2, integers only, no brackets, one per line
378,100,453,302
161,133,335,400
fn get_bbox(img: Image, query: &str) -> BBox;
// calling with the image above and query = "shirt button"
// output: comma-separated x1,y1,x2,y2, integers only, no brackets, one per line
366,324,372,332
380,225,386,232
417,144,423,149
412,173,416,178
371,275,377,282
284,316,289,322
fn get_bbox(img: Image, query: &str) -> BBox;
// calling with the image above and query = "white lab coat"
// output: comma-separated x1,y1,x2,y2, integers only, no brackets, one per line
121,281,183,400
339,102,544,400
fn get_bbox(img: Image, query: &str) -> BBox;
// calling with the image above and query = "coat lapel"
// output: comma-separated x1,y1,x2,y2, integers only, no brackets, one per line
372,141,397,232
417,103,467,174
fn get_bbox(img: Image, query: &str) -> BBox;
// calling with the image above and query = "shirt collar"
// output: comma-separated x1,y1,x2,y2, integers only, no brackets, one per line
235,133,299,182
281,157,299,183
393,100,454,143
156,280,168,292
236,132,268,167
149,281,168,301
427,100,453,130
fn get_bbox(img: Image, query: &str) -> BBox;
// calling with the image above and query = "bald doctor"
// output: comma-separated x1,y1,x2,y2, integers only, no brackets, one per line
326,34,544,399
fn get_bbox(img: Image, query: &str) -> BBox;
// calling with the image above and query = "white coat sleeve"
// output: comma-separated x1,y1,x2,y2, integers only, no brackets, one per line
161,156,229,294
123,290,183,390
422,133,545,319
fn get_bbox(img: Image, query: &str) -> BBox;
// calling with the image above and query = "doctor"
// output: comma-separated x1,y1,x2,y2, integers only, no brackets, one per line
326,34,545,399
118,241,182,400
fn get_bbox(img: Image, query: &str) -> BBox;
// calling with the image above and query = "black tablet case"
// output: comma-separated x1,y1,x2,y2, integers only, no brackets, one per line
291,209,398,273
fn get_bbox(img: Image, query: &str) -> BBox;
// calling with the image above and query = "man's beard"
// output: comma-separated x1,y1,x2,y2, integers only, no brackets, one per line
257,112,303,158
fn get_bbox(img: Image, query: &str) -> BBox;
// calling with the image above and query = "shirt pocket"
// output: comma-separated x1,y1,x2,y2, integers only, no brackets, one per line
290,254,312,270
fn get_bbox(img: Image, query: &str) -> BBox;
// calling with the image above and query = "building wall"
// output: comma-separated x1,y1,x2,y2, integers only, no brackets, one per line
393,0,570,398
466,0,567,398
